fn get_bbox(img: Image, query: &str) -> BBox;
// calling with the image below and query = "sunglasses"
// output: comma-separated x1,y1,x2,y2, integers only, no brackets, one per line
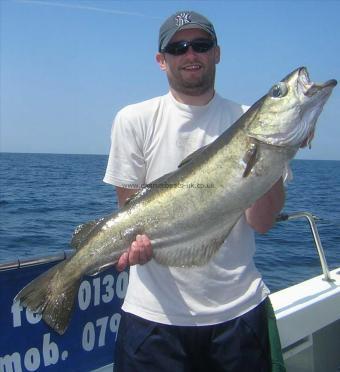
162,39,216,56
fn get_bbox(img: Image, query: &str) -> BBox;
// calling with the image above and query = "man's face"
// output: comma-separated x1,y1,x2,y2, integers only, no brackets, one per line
157,28,220,97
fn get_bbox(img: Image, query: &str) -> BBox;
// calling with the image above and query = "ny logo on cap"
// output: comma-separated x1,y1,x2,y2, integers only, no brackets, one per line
175,12,191,27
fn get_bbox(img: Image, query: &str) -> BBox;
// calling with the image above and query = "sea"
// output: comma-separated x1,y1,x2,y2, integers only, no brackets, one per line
0,152,339,292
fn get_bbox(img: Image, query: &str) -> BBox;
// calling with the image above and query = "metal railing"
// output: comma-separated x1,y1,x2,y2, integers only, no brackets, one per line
0,249,74,271
276,211,333,282
0,211,333,283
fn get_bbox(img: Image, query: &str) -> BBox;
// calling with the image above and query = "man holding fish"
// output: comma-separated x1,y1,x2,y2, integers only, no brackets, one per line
105,10,284,371
15,9,336,372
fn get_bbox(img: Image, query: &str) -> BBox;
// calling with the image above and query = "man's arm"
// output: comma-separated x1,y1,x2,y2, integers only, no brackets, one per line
245,178,285,234
116,186,138,208
115,186,153,272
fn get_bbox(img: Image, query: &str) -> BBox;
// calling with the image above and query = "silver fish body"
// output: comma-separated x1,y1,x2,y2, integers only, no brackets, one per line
15,67,337,334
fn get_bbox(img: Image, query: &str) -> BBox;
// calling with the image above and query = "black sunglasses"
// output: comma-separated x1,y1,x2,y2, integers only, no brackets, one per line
162,39,216,56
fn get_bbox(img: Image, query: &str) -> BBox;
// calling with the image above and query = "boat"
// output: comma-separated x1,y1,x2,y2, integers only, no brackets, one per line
0,211,339,372
271,212,340,372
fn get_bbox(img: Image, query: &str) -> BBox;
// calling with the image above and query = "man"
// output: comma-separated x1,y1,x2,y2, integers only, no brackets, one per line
104,10,285,372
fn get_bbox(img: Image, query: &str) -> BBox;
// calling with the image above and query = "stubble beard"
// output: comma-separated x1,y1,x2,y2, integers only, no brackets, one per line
167,64,216,97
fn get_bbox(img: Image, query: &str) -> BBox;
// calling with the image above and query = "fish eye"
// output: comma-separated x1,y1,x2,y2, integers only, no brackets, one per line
270,82,288,98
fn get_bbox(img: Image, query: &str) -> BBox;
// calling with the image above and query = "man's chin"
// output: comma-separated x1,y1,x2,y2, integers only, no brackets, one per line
178,85,212,97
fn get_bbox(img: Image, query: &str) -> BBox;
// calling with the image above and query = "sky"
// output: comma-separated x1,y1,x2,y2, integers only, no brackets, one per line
1,0,339,160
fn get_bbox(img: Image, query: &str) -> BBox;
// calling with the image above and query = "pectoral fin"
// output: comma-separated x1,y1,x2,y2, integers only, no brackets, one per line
242,143,258,178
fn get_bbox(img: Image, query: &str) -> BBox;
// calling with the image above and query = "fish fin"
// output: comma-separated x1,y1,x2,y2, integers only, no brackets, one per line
125,145,209,204
87,262,116,276
71,218,105,250
178,144,209,168
124,191,141,205
124,186,155,205
125,171,177,206
14,261,80,335
242,143,258,177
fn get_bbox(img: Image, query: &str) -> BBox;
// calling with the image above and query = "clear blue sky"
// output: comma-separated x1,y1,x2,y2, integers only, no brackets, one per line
1,0,339,160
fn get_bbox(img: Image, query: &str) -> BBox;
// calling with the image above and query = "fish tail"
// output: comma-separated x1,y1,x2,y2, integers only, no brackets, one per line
14,260,80,335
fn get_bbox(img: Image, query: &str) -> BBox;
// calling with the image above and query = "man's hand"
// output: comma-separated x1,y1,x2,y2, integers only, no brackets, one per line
116,234,153,272
114,187,153,271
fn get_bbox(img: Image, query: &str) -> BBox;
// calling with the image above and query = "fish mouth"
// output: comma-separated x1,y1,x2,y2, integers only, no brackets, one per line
298,67,337,97
296,67,337,148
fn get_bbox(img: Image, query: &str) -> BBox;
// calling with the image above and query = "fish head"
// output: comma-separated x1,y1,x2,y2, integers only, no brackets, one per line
246,67,337,148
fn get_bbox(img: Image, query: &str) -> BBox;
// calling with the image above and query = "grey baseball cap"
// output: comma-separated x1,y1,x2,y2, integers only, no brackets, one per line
159,11,217,52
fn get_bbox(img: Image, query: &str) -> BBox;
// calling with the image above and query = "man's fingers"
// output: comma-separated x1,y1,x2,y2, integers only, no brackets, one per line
116,251,129,272
130,234,153,265
129,240,140,265
141,235,152,261
116,234,153,271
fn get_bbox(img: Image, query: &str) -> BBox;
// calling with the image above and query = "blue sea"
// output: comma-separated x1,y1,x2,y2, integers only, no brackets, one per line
1,153,339,292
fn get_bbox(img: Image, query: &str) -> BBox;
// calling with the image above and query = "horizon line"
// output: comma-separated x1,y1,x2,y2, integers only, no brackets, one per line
1,151,339,162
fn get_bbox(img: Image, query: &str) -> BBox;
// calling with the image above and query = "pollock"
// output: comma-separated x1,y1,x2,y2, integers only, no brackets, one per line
15,67,337,334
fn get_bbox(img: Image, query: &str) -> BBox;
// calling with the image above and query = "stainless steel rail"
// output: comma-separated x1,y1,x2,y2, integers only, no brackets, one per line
0,211,333,282
0,249,74,271
276,211,333,282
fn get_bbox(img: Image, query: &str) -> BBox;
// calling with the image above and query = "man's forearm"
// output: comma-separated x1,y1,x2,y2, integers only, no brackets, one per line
116,186,139,208
245,177,285,234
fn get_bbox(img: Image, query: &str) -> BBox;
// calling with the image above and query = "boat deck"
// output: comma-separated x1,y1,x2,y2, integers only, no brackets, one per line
270,267,340,372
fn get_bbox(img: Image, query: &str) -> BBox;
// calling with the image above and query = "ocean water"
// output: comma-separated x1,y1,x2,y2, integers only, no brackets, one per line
0,153,339,292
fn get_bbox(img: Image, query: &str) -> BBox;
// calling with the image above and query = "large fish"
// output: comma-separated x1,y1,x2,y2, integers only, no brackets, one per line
15,67,336,334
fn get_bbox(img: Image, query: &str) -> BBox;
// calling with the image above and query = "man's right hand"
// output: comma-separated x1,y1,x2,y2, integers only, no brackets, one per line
116,234,153,272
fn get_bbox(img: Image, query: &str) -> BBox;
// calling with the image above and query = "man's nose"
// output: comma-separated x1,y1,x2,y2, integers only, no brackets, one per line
184,46,199,57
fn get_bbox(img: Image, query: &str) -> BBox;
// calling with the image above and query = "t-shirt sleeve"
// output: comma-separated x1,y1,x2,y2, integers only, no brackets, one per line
103,109,146,188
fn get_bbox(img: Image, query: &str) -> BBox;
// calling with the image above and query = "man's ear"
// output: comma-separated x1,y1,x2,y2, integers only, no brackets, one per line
156,53,167,71
214,45,221,64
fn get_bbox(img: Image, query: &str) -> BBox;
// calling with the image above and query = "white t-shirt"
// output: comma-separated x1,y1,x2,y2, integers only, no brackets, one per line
104,92,269,326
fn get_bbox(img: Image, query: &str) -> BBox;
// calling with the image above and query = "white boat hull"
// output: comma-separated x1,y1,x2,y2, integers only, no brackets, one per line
271,267,340,372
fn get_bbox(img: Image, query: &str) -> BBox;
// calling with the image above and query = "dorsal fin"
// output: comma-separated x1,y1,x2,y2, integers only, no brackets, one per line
125,170,176,206
178,144,209,168
124,191,142,205
70,218,104,250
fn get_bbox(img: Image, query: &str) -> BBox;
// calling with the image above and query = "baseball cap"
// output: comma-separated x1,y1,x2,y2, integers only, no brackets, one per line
159,11,217,52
